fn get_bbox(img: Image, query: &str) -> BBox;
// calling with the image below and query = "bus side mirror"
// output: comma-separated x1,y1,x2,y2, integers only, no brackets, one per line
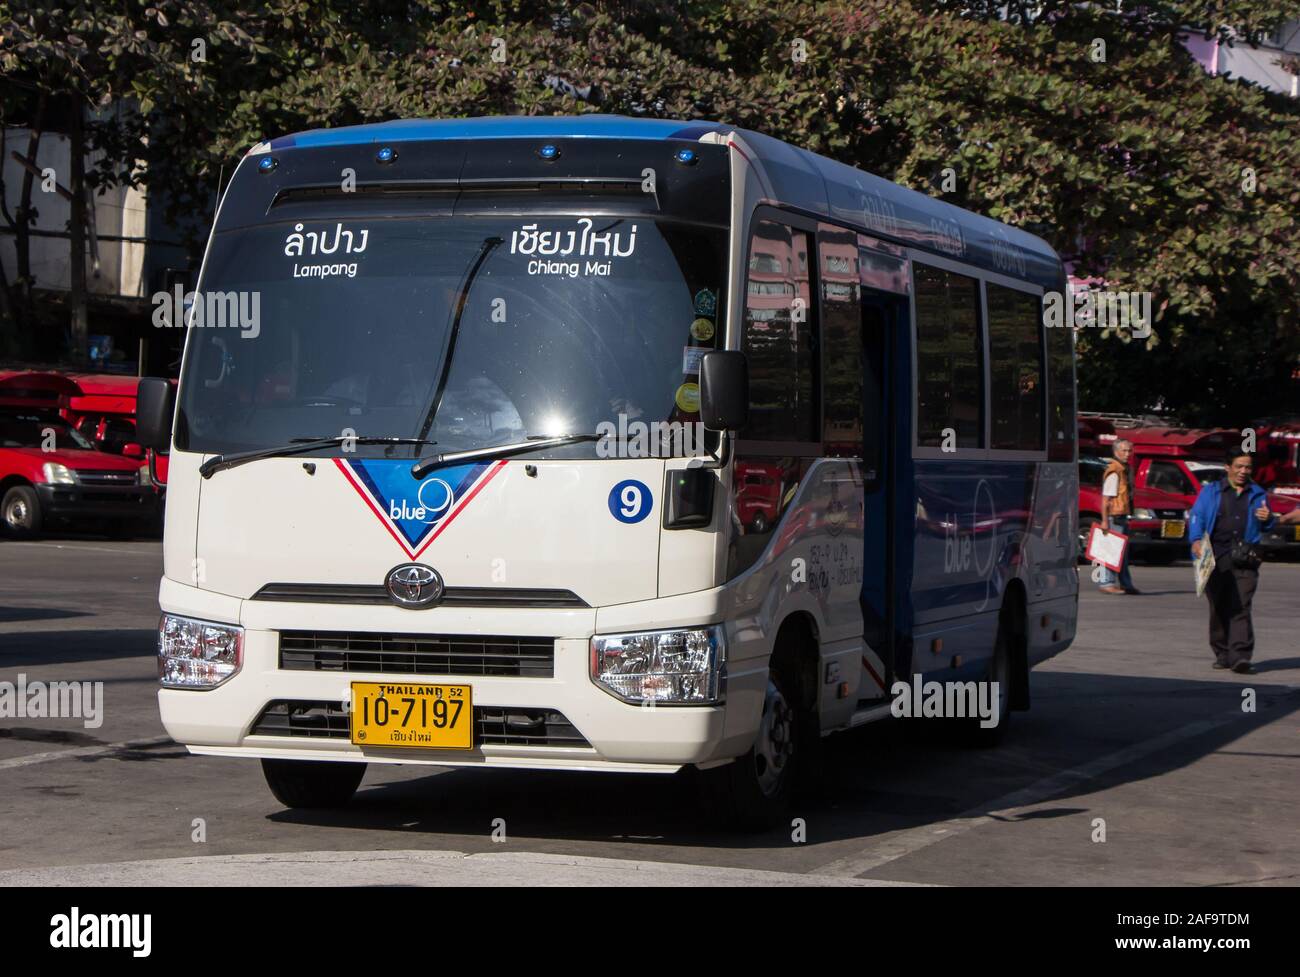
699,351,748,433
136,378,176,451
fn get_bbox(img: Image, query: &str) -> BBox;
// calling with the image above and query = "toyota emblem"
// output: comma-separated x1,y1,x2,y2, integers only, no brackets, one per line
385,563,444,608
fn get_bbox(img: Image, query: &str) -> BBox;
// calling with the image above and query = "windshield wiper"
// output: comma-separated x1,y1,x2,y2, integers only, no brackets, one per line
415,236,503,444
200,436,435,479
412,434,604,478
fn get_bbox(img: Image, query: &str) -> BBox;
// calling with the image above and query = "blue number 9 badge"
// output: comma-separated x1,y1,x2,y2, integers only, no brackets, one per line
609,479,652,524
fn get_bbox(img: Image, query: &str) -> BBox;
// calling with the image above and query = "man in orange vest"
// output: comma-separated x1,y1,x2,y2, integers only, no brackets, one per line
1099,439,1139,595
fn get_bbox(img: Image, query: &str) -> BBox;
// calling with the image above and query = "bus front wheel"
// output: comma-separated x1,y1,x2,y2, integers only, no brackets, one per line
699,660,806,831
261,758,366,809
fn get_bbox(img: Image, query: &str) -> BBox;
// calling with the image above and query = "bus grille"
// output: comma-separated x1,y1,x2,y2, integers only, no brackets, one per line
250,700,590,747
279,631,555,678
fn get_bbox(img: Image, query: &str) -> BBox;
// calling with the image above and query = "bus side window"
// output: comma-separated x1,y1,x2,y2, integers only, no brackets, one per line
817,225,862,459
913,263,983,449
986,283,1045,451
742,219,818,443
1046,306,1076,461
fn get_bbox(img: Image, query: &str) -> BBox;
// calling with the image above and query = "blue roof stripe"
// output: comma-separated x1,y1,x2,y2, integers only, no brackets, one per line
268,115,729,150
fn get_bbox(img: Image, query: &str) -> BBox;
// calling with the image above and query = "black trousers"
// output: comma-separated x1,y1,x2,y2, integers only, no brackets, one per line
1205,565,1259,666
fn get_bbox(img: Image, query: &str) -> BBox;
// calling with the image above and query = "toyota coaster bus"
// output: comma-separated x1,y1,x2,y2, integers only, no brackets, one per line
135,115,1078,829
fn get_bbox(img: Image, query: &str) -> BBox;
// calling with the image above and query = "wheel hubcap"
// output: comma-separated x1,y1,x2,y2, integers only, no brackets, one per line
754,679,794,797
6,500,27,527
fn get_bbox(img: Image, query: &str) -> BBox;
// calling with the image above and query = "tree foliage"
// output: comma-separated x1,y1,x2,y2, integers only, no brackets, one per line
2,0,1298,421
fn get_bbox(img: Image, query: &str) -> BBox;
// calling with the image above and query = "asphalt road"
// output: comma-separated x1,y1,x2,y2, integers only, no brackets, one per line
1,536,1297,886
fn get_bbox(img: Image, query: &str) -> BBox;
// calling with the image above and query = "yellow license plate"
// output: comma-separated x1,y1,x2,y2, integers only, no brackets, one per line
350,682,472,750
1294,525,1300,542
1161,519,1186,539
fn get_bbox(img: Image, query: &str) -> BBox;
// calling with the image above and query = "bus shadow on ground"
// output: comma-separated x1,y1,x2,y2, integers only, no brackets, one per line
0,628,155,667
0,607,94,624
267,670,1300,850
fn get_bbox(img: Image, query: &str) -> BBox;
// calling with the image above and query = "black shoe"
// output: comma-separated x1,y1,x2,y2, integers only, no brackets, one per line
1123,587,1142,595
1231,661,1254,674
1212,661,1229,670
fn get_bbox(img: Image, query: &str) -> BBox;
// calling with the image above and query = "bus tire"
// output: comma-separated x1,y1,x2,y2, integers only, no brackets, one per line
963,607,1019,748
699,658,804,831
261,758,366,809
2,485,42,539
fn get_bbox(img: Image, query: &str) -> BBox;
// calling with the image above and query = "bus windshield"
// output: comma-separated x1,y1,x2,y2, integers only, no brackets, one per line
177,213,727,458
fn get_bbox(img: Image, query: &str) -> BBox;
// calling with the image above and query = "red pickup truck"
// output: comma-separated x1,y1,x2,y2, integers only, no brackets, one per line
1255,420,1300,500
1078,454,1191,564
1123,426,1299,556
60,371,171,488
0,372,159,538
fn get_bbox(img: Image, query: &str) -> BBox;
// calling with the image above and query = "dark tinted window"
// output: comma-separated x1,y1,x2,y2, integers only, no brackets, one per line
743,220,817,442
0,411,94,450
1046,311,1076,461
1149,461,1193,496
819,226,862,458
1079,457,1107,487
986,283,1044,450
914,263,983,448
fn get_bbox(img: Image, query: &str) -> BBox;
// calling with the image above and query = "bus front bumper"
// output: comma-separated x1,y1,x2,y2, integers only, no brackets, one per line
157,632,730,775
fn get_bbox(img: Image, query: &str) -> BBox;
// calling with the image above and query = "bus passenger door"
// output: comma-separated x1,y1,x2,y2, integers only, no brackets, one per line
857,244,910,702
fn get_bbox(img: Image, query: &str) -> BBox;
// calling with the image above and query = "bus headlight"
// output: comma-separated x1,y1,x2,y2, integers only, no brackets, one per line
158,614,243,689
590,626,725,704
41,462,77,485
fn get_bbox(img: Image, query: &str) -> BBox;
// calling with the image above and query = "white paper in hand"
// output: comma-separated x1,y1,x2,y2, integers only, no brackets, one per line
1086,525,1128,572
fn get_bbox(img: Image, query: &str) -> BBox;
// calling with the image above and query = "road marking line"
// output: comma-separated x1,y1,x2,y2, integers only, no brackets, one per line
0,849,936,887
813,697,1298,879
0,735,172,770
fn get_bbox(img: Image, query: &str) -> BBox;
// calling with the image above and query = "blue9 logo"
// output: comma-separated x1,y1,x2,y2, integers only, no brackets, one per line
609,479,652,524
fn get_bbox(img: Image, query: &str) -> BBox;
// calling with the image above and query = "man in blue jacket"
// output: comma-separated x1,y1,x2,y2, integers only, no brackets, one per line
1189,450,1275,674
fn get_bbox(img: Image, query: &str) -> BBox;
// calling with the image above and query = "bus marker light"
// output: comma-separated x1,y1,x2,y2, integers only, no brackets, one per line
257,156,277,173
376,146,397,164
